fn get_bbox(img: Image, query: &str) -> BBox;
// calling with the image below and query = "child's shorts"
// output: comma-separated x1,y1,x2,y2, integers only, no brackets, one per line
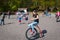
19,20,21,22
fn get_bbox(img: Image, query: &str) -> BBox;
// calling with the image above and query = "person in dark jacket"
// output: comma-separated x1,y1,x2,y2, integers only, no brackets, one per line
1,12,6,25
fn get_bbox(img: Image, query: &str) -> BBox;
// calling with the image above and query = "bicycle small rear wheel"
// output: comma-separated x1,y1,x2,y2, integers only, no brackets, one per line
25,28,38,40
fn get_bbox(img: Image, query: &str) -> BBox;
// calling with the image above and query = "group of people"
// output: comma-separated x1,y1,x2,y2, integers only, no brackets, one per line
16,9,43,37
16,9,28,23
28,9,60,38
0,8,60,38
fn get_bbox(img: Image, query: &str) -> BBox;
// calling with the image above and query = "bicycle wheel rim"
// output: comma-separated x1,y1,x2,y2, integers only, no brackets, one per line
25,28,38,40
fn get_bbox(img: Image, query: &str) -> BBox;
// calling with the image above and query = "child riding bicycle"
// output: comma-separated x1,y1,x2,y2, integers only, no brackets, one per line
56,10,60,16
28,10,42,37
55,10,60,22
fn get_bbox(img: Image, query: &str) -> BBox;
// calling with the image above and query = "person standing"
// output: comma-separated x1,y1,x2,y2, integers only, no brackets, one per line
1,12,6,25
8,11,11,19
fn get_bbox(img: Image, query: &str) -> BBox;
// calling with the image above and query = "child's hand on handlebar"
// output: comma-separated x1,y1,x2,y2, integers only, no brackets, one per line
28,18,33,24
31,18,34,21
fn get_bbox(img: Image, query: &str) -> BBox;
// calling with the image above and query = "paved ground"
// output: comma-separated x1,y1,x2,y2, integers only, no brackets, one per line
0,13,60,40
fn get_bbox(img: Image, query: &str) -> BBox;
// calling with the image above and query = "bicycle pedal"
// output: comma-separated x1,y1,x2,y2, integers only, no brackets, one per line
40,34,45,38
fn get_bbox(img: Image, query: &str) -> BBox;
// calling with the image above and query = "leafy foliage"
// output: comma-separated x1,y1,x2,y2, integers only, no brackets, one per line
0,0,59,11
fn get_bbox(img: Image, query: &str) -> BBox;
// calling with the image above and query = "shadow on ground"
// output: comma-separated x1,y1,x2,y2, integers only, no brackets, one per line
5,22,15,25
0,22,15,26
